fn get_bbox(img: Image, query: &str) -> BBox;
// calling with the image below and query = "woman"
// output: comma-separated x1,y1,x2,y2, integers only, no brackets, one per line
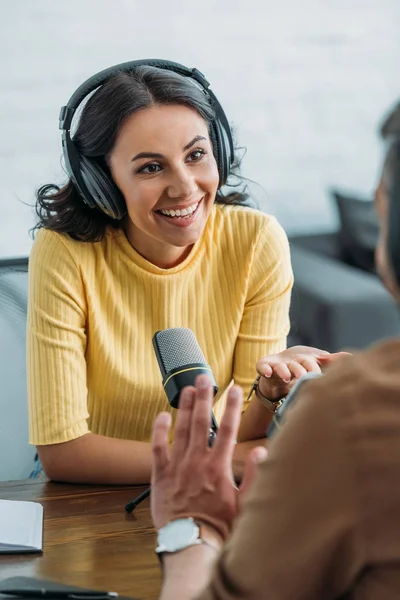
28,59,338,484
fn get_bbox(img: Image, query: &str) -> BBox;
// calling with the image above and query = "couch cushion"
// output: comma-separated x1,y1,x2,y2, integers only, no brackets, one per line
331,189,379,273
289,244,400,352
0,259,36,481
288,231,342,261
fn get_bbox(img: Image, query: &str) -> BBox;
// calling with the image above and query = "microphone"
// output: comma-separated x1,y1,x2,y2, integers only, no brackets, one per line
125,328,219,513
152,327,219,432
266,372,322,439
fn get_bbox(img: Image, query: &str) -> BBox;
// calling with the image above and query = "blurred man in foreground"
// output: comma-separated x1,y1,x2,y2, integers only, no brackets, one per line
150,104,400,600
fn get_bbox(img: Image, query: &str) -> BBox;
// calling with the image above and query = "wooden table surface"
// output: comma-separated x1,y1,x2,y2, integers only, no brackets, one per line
0,480,161,600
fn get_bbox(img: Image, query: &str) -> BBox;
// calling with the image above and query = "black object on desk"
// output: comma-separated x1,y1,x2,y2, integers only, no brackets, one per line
125,423,217,514
0,577,136,600
125,488,151,514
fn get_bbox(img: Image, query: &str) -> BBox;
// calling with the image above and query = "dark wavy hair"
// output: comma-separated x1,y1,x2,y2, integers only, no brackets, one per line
34,66,248,242
380,100,400,140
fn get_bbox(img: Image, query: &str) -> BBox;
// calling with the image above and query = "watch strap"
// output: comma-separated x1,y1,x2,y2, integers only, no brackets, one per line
247,375,283,413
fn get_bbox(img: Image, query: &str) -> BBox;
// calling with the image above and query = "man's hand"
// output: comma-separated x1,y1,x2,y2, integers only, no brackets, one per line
151,375,267,539
256,346,350,401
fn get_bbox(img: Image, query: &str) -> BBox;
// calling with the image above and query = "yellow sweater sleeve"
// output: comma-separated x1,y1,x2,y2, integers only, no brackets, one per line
233,215,293,405
27,229,90,444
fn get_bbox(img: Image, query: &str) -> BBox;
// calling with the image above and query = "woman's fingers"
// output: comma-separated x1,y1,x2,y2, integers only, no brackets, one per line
261,363,273,377
171,386,196,461
297,357,322,373
270,362,292,382
255,346,348,390
213,385,243,464
319,351,352,362
152,412,172,478
285,361,308,379
256,357,277,377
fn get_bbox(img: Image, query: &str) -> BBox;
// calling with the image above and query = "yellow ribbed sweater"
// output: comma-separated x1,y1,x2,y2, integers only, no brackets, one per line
27,204,293,445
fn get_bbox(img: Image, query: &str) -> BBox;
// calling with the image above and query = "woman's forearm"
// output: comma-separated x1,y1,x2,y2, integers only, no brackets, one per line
37,433,153,484
237,396,274,442
37,400,271,485
232,438,268,481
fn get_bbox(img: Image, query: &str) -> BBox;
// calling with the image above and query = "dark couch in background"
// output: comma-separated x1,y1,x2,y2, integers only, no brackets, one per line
288,190,400,352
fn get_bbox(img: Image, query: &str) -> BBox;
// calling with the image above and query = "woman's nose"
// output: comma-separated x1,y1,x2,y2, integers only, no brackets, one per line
166,167,198,199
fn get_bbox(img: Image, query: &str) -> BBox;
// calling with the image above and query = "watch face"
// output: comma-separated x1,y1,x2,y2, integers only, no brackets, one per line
158,518,199,552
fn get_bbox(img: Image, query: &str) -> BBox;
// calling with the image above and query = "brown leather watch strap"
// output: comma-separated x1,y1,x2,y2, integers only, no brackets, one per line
247,375,283,413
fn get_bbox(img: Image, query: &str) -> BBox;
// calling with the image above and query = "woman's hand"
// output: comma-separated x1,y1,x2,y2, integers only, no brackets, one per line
256,346,350,401
151,376,267,539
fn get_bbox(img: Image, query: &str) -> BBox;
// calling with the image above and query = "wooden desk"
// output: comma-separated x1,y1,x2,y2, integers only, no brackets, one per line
0,480,161,600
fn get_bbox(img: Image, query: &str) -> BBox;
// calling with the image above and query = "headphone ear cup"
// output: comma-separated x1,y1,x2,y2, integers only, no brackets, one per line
209,125,222,185
79,156,126,220
212,119,230,188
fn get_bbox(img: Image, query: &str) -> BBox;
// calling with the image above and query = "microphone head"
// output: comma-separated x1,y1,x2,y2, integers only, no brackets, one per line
153,327,218,408
153,327,207,377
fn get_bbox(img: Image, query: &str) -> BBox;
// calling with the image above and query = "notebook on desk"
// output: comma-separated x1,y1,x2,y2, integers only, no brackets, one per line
0,499,43,553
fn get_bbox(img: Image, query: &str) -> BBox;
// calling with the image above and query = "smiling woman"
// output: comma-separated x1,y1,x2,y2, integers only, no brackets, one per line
27,60,331,486
108,104,219,268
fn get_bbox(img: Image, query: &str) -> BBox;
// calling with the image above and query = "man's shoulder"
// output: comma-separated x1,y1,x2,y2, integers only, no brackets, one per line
329,338,400,382
314,338,400,415
357,337,400,369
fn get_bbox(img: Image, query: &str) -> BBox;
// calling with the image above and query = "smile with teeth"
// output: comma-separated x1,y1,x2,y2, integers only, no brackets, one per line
157,200,201,219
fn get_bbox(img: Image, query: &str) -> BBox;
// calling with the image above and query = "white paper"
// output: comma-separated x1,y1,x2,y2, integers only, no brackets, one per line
0,499,43,552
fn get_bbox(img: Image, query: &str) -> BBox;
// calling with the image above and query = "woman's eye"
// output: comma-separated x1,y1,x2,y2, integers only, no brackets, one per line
138,163,162,175
188,149,206,162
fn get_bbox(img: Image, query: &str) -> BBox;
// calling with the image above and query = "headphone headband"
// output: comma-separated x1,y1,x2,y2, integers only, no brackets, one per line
59,59,212,131
59,58,234,219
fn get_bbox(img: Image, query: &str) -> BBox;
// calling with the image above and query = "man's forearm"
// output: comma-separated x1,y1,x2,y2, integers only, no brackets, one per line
37,433,153,484
161,544,220,600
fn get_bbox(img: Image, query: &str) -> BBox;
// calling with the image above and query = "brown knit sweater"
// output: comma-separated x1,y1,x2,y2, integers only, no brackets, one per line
199,338,400,599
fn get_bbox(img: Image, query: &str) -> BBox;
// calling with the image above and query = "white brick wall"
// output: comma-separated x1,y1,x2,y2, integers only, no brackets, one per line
1,0,399,257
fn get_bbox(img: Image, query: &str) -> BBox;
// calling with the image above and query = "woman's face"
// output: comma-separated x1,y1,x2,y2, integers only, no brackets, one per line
109,103,219,268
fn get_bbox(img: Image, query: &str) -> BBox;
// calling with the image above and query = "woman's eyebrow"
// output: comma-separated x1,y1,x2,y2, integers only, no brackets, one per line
183,135,206,151
131,135,207,162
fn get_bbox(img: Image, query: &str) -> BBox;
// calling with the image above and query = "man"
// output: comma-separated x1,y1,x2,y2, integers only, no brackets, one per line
150,106,400,599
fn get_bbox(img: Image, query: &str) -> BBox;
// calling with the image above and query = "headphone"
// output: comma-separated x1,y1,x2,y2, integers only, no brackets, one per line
58,59,235,220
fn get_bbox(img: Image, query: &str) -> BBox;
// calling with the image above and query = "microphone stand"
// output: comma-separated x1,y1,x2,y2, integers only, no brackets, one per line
125,413,218,513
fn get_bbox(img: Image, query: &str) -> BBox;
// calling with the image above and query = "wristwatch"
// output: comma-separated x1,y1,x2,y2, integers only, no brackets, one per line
247,375,284,413
155,518,220,557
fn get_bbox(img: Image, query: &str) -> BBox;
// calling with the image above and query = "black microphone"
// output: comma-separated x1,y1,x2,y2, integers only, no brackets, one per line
125,328,219,513
152,327,219,431
266,372,322,439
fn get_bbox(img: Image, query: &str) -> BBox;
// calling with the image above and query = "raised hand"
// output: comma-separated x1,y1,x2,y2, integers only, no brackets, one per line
151,375,267,539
